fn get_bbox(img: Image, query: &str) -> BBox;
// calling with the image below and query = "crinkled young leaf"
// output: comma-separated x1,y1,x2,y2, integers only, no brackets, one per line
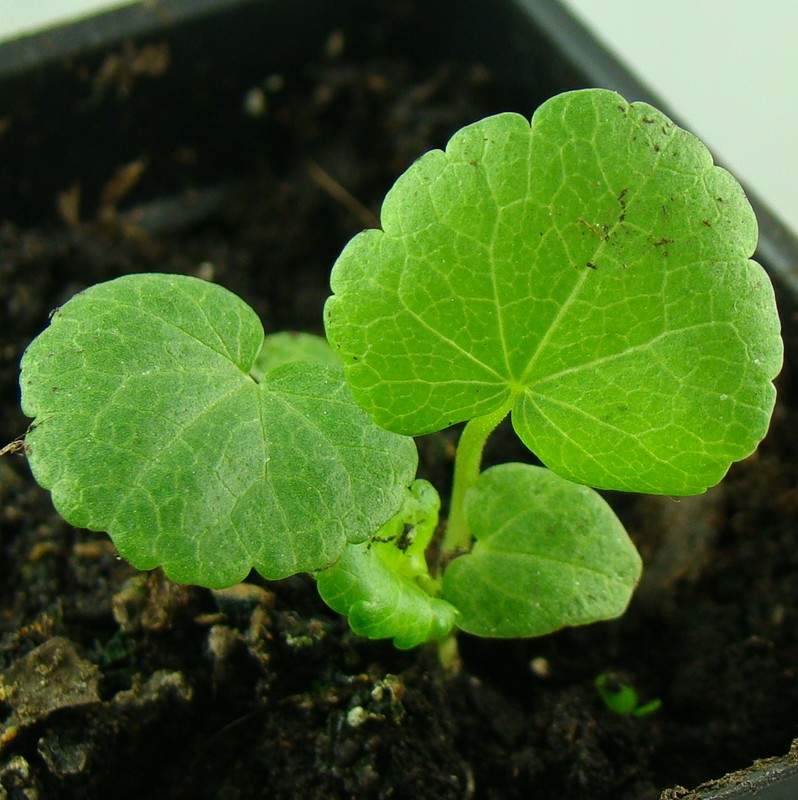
325,88,782,495
20,273,417,587
442,463,641,637
316,478,456,649
316,541,457,649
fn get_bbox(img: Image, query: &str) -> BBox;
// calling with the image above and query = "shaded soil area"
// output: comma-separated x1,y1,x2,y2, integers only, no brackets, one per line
2,15,798,800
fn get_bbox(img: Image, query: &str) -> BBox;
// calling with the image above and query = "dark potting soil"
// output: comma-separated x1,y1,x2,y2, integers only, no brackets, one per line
2,21,798,800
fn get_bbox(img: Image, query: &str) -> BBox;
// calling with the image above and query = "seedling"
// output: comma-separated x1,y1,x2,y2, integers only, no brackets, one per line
17,90,782,661
595,672,661,717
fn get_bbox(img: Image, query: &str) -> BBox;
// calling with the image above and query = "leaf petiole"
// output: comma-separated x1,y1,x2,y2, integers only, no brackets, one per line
442,401,512,554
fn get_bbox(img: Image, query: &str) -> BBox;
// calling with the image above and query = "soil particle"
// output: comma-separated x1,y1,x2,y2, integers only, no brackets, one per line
0,637,101,739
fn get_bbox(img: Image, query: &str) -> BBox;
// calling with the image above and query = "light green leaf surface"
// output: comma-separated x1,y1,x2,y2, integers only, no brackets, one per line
250,331,339,381
316,479,457,649
325,88,782,494
316,540,457,649
442,463,642,638
20,274,417,587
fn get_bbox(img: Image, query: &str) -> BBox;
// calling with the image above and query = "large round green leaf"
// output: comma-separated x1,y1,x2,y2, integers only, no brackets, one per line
20,273,417,587
325,89,782,494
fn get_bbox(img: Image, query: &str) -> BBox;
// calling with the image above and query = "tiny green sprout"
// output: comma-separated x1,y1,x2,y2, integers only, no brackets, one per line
18,89,782,665
595,672,662,717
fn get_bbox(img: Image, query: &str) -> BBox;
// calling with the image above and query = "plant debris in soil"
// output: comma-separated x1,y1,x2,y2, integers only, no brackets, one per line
2,14,798,800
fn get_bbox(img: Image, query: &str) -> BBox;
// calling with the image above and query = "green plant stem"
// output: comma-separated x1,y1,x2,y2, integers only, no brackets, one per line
436,633,462,675
442,402,511,553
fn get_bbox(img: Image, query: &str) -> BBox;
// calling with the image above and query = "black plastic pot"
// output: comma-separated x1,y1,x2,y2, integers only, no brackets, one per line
1,2,797,798
661,750,798,800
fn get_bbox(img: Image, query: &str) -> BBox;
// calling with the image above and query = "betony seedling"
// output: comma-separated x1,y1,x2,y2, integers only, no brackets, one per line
17,89,782,660
595,672,661,717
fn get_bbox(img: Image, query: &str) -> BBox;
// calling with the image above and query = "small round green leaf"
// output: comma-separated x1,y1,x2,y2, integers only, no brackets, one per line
325,88,782,494
250,331,339,381
20,274,417,587
442,463,642,638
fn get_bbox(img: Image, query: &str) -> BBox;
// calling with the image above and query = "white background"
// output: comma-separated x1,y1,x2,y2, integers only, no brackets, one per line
562,0,798,235
1,0,796,235
0,0,133,35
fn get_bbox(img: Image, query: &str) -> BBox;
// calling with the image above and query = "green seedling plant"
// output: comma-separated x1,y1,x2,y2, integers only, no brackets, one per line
17,89,782,663
595,672,661,717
